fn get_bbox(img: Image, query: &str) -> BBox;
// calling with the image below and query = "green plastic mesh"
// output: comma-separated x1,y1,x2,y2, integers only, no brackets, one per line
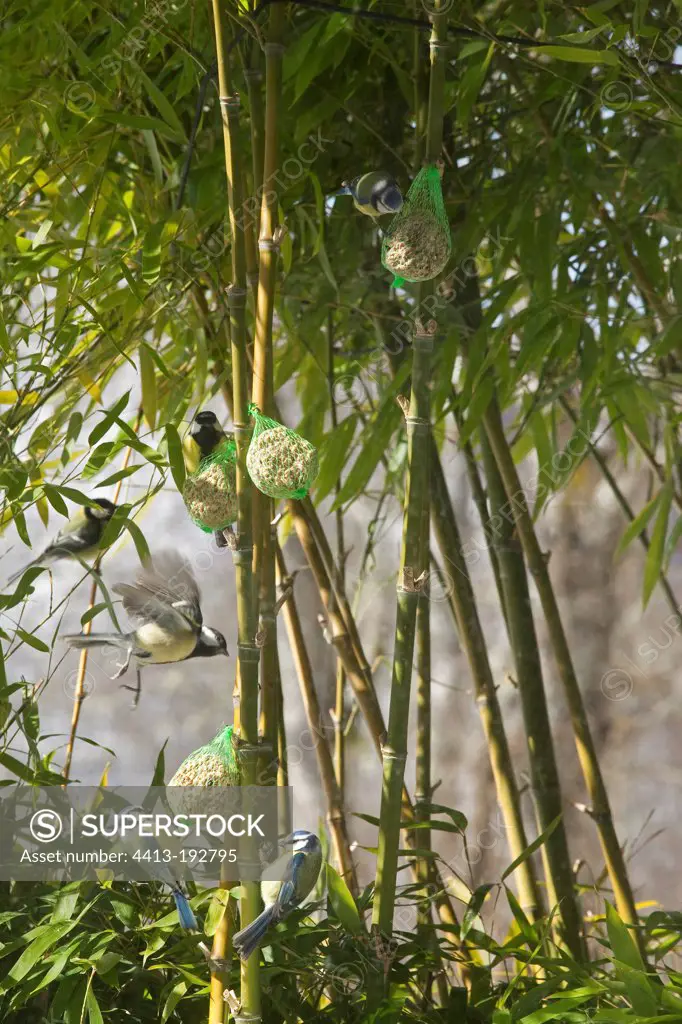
381,165,451,287
182,438,238,532
168,725,239,816
246,404,319,500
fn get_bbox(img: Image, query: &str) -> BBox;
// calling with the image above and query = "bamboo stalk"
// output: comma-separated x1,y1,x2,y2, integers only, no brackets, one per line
209,0,261,1017
428,438,542,922
479,430,584,957
327,313,347,792
373,0,447,936
62,418,140,783
275,542,358,892
482,396,641,950
287,498,473,981
252,5,285,789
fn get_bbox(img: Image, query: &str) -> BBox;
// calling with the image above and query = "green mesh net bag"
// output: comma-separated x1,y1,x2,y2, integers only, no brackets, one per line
381,165,451,287
182,438,238,532
168,725,240,816
246,404,319,500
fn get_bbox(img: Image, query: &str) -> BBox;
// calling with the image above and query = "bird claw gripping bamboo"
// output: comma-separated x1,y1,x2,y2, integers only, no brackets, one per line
246,404,319,500
182,439,239,532
381,165,451,287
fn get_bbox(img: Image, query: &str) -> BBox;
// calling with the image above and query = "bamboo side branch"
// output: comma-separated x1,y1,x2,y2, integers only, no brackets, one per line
482,396,641,950
62,420,140,783
275,542,358,892
429,439,542,922
479,430,583,957
210,0,261,1018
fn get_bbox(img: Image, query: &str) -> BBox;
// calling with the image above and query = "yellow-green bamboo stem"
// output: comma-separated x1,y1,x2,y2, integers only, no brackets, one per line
373,0,447,936
210,0,261,1016
327,312,347,792
482,397,641,950
429,439,542,922
287,499,474,982
252,7,284,789
275,542,358,892
479,430,584,957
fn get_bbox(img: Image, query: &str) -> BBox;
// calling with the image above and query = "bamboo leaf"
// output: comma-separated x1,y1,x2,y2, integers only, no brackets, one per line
139,343,157,430
605,901,658,1017
643,480,672,607
326,864,364,934
534,45,619,65
501,814,563,882
165,424,186,492
615,490,662,558
461,883,494,940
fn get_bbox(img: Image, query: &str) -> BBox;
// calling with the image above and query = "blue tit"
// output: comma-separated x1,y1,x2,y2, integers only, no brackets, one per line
126,805,199,932
182,410,231,549
7,498,117,585
336,172,403,218
62,550,228,699
233,829,323,961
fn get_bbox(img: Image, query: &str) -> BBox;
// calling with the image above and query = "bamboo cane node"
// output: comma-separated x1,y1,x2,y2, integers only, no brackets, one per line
237,643,261,663
405,415,431,433
227,286,247,307
231,1014,261,1024
243,67,263,82
264,42,285,57
232,546,254,566
235,742,262,762
398,566,428,593
380,745,407,764
219,94,240,110
258,238,275,252
247,270,259,286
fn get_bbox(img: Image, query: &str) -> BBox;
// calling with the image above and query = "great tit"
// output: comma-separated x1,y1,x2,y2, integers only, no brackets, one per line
182,410,231,549
7,498,117,585
233,829,323,961
182,410,227,474
336,172,403,218
63,550,228,693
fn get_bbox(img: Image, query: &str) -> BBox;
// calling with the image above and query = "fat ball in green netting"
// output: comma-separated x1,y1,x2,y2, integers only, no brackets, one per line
182,437,238,532
246,404,319,500
168,725,240,816
381,165,451,287
335,172,403,218
182,409,232,548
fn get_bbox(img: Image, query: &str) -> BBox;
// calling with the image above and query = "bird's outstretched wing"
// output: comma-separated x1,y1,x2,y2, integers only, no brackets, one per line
112,582,195,637
133,551,203,627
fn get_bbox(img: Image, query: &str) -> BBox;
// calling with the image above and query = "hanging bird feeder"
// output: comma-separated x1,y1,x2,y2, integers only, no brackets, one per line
246,404,319,500
381,164,451,287
182,438,238,532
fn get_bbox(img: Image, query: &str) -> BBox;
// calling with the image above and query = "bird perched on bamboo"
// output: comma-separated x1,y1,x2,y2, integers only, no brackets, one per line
335,173,403,217
182,410,231,549
125,805,199,932
62,551,228,701
7,497,117,586
233,830,323,961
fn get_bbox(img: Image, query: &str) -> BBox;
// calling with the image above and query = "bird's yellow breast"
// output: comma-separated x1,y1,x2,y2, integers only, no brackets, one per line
136,623,196,663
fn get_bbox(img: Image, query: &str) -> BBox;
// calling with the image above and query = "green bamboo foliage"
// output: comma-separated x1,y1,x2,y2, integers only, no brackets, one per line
429,442,542,923
209,1,261,1018
482,398,641,950
372,4,447,938
480,431,584,957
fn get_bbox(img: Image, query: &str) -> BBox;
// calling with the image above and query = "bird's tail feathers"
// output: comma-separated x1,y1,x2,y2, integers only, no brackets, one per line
171,887,198,932
62,633,128,650
233,904,280,961
7,557,49,586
